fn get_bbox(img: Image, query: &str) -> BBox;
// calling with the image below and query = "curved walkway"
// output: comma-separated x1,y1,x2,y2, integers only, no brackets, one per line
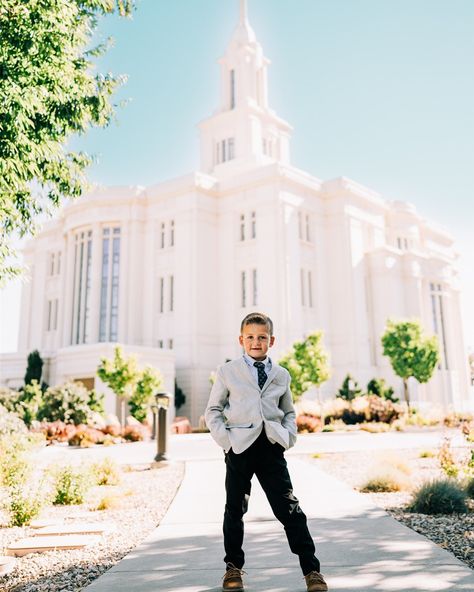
85,453,474,591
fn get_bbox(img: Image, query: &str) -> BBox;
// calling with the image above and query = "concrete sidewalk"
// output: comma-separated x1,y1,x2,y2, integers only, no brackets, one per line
86,456,474,592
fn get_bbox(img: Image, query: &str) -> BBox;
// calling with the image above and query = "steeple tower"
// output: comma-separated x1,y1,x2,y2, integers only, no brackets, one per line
198,0,292,176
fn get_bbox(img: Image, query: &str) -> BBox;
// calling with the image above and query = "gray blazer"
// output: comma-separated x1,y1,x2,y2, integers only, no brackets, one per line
205,357,297,454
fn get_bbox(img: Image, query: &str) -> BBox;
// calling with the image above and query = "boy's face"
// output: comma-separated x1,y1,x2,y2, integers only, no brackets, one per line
239,323,275,361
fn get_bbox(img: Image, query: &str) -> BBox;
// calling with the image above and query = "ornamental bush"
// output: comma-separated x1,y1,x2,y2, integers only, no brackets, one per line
296,414,322,433
408,479,468,514
0,403,27,437
52,464,93,505
38,381,104,425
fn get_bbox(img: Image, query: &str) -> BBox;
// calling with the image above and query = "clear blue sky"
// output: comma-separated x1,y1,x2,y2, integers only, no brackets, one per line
1,0,473,351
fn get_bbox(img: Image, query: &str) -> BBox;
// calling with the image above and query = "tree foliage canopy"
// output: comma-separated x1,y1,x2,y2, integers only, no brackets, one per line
381,319,439,406
279,331,331,401
0,0,133,284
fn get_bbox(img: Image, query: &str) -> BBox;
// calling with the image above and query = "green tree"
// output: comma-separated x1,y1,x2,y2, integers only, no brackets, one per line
130,366,163,423
174,380,186,411
381,319,439,409
24,350,43,386
279,331,331,401
0,0,134,285
337,374,362,401
367,377,398,402
97,346,139,424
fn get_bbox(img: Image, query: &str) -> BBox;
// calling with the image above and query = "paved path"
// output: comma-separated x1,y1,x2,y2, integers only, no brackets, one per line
85,454,474,592
39,428,466,467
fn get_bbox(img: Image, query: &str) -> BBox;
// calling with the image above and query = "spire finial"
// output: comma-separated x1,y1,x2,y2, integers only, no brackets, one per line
240,0,248,23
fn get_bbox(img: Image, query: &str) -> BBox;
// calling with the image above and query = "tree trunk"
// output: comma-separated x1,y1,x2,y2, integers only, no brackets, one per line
403,378,410,410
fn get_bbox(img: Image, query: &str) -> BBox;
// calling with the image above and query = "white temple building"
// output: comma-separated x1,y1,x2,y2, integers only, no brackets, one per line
1,1,471,422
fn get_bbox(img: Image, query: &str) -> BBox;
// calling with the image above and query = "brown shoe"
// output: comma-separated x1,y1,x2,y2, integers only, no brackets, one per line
305,570,328,592
222,563,245,591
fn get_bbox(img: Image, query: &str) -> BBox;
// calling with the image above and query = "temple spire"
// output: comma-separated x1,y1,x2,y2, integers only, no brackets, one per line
240,0,248,24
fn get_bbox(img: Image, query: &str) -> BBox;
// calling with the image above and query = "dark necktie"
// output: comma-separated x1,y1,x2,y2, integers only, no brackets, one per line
253,361,267,389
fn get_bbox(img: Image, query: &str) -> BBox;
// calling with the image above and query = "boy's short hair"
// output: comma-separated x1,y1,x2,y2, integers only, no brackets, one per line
240,312,274,336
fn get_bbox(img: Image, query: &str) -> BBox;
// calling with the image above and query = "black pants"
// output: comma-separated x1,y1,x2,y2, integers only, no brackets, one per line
223,429,320,575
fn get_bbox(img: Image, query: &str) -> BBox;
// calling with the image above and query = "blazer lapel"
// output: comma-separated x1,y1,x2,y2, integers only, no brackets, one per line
261,364,279,393
237,357,260,391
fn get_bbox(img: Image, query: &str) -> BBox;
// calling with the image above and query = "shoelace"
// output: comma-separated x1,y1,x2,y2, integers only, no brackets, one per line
223,564,247,579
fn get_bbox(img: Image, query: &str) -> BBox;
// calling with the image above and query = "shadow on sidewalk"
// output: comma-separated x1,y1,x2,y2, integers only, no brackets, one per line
83,506,474,591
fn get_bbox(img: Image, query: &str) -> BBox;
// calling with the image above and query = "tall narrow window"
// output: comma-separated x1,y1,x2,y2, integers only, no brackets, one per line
160,222,165,249
72,230,93,344
300,269,306,306
298,212,303,240
216,142,220,165
308,271,313,307
168,339,174,349
50,253,55,276
252,269,257,306
159,277,164,313
240,214,245,241
47,300,53,331
169,275,174,312
241,271,246,307
228,138,235,160
56,252,61,275
230,69,235,109
99,227,120,342
430,283,449,370
251,211,256,239
170,220,175,247
305,214,311,242
222,139,226,163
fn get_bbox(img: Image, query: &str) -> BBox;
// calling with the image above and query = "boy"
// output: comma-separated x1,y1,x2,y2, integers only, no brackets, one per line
205,312,328,592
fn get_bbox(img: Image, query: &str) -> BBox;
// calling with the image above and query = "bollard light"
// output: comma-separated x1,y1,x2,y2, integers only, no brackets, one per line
151,404,158,440
154,392,170,462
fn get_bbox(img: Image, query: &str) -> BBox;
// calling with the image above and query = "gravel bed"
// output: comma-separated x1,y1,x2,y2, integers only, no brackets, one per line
0,461,184,592
309,447,474,570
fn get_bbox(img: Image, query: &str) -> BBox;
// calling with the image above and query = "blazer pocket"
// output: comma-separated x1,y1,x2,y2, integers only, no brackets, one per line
225,423,253,429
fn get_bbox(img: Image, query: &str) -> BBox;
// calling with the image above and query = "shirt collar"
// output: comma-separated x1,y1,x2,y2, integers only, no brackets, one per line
243,352,272,370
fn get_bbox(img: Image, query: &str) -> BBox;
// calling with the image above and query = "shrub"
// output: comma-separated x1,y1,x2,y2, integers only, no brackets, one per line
360,471,409,492
367,378,398,402
37,420,77,443
0,403,27,437
122,424,149,442
38,381,104,425
94,494,122,511
296,414,322,433
0,387,19,413
326,395,404,425
408,479,468,514
338,374,362,401
0,382,43,427
438,438,460,478
130,366,163,423
91,458,121,486
6,484,49,527
103,423,122,437
68,425,105,447
465,477,474,499
419,449,436,458
52,464,93,505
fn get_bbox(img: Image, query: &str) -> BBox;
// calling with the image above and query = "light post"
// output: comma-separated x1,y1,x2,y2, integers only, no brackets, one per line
154,391,170,462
